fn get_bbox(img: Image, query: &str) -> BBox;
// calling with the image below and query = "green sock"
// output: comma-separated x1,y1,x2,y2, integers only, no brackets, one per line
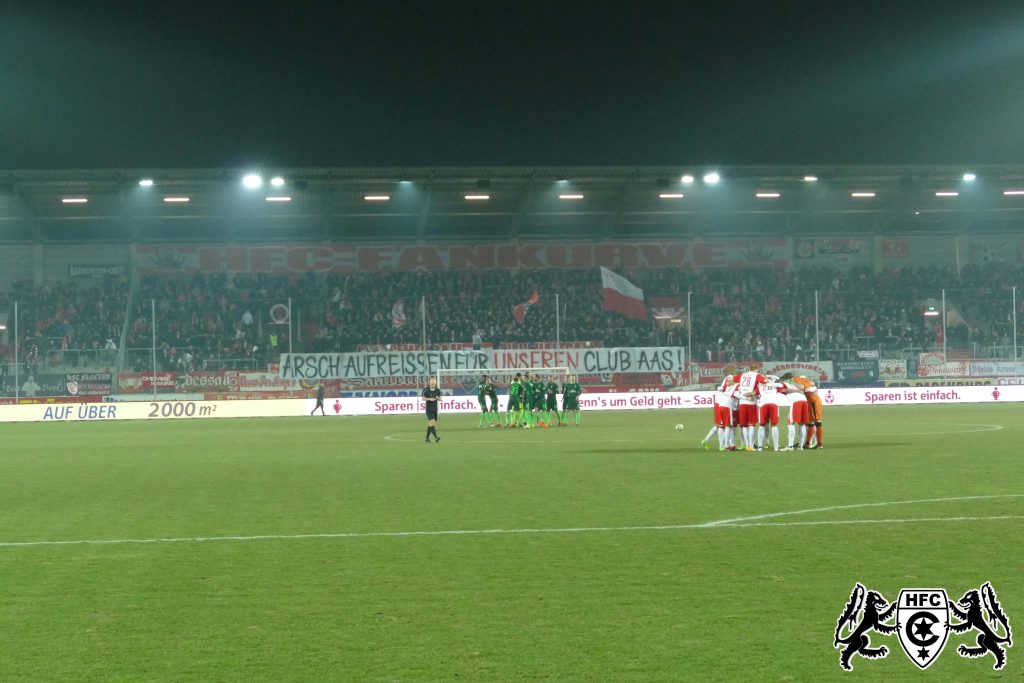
575,412,580,425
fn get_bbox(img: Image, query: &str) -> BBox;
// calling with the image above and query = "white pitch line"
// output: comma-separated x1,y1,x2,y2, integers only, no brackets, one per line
0,494,1020,549
699,493,1024,527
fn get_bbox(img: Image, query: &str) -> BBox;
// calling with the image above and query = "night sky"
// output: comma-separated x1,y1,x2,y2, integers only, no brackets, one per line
3,0,1024,169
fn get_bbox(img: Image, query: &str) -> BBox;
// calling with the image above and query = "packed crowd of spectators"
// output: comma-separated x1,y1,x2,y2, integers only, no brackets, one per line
128,273,312,371
5,263,1024,374
0,277,128,374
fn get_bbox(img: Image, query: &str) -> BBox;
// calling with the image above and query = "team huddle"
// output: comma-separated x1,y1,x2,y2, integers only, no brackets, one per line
701,365,824,451
475,373,583,428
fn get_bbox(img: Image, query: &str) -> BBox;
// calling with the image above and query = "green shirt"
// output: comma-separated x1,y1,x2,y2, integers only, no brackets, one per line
523,381,534,399
532,382,545,401
562,382,582,400
546,381,559,397
509,380,522,398
476,381,494,400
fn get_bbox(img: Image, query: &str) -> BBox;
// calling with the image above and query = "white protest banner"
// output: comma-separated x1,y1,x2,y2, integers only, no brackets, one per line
278,347,686,380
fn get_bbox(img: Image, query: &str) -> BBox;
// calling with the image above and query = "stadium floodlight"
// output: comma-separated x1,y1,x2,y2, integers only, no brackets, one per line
962,172,976,182
659,193,684,199
703,172,720,185
465,194,490,201
242,173,263,189
270,176,285,187
163,196,190,203
1003,190,1024,196
755,192,780,199
803,175,818,182
364,194,390,201
924,306,939,317
851,192,876,198
61,197,88,203
681,174,695,184
558,194,584,200
265,196,291,202
935,191,958,197
138,178,154,187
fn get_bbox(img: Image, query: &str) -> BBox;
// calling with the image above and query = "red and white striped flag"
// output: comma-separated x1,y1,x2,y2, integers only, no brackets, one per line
512,291,540,323
601,267,647,319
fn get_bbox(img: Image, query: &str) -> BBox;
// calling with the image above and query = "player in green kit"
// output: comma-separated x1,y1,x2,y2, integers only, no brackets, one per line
506,373,523,427
476,375,495,427
522,374,535,428
531,373,546,427
561,374,583,426
545,376,561,426
487,380,500,427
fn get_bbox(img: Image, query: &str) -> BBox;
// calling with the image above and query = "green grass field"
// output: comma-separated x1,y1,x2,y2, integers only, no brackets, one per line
1,404,1021,681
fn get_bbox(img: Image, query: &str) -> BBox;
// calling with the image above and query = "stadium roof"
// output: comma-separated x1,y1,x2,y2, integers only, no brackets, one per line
3,165,1024,243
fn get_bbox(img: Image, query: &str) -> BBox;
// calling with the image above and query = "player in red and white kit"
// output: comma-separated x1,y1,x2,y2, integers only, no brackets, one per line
702,374,738,451
756,375,784,451
779,373,809,451
736,365,766,452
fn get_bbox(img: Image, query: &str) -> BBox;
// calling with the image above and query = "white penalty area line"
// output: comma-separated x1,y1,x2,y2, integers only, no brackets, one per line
0,494,1021,549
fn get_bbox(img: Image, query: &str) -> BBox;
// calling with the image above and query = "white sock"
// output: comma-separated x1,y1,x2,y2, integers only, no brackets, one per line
788,424,796,448
704,425,717,442
717,426,727,445
756,426,765,448
771,425,779,450
797,425,806,447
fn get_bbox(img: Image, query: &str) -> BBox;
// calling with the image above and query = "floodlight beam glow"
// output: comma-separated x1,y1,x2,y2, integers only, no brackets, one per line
242,173,263,189
703,172,720,185
270,177,285,187
138,179,154,187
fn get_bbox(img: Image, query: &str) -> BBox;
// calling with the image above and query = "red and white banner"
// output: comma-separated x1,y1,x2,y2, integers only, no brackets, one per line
134,239,790,275
119,372,177,392
176,371,239,392
761,361,834,383
915,361,970,378
601,267,647,319
237,372,310,392
279,347,686,380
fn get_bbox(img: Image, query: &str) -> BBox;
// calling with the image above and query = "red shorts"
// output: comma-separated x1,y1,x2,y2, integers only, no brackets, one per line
714,405,733,427
738,404,758,427
759,404,779,426
789,401,809,424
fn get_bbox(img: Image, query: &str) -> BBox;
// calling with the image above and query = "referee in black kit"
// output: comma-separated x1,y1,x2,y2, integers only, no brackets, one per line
311,381,326,415
422,377,442,443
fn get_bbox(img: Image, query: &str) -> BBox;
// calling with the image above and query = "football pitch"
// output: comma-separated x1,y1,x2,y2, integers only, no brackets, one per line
1,404,1021,681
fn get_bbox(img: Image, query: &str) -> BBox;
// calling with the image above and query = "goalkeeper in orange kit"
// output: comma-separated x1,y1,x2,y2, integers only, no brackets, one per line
793,374,823,449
